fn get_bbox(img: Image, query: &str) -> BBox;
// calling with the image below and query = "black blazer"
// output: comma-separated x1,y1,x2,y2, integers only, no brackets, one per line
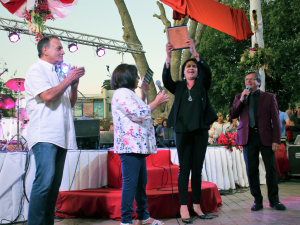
162,58,217,131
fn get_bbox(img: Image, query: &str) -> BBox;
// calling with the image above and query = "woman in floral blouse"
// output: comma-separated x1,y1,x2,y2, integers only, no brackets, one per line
110,64,168,225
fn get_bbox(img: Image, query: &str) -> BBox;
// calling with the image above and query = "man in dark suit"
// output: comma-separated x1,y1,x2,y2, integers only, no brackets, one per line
229,71,286,211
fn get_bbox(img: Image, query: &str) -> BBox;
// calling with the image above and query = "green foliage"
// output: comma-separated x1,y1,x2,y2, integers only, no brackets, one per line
262,0,300,110
199,0,300,114
102,75,113,90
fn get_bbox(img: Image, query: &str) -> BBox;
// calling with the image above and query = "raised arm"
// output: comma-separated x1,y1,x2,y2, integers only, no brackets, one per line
162,42,177,94
229,94,247,119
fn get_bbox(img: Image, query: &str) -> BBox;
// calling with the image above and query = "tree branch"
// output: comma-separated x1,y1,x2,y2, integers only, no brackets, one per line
153,1,171,33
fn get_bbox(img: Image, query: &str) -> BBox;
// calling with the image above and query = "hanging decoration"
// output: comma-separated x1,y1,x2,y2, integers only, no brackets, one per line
239,45,274,77
1,0,77,41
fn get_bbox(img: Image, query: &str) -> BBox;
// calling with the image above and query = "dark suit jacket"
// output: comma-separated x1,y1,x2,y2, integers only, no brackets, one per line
162,59,217,131
229,90,281,146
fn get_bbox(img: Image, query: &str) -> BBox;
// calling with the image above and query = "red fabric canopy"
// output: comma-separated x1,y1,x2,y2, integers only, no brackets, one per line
160,0,253,42
1,0,26,14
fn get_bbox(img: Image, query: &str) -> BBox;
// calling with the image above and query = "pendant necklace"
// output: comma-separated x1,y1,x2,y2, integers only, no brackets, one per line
188,88,193,101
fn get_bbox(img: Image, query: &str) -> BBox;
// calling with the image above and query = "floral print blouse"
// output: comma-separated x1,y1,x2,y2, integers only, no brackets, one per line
111,88,157,154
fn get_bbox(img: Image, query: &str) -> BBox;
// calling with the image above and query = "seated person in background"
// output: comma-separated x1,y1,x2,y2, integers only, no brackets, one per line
287,103,300,141
156,119,167,146
225,118,239,134
156,117,162,127
223,114,231,132
208,112,224,143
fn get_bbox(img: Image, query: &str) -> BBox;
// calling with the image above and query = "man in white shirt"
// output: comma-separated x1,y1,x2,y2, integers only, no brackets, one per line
25,36,85,225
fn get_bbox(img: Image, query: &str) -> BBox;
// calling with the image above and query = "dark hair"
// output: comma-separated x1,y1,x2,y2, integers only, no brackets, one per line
245,71,262,83
110,64,138,90
180,58,201,80
37,36,60,58
162,119,168,127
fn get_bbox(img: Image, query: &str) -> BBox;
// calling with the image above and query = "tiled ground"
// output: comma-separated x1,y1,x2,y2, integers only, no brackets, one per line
37,179,300,224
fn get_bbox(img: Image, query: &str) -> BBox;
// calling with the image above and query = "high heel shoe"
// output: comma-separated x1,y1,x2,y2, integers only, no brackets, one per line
192,207,213,220
181,218,192,224
180,209,192,224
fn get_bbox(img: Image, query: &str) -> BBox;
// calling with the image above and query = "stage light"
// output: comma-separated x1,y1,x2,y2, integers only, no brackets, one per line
68,43,78,53
96,48,105,57
9,33,20,43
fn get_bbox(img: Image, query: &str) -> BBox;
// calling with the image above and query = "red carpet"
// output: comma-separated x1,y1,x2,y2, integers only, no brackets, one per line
55,182,222,220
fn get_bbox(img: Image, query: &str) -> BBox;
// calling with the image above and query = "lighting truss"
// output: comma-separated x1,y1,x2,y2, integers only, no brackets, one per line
0,17,145,54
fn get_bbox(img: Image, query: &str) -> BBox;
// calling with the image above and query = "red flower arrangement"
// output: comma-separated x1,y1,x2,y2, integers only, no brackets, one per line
218,132,242,152
23,0,55,41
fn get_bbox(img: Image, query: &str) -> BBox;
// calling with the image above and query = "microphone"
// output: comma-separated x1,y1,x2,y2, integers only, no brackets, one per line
244,85,250,101
155,80,163,92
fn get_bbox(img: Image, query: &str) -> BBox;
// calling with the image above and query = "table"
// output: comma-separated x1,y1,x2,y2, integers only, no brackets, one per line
0,150,108,224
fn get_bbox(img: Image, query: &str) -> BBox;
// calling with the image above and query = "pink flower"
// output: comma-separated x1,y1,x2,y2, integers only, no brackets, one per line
123,138,130,145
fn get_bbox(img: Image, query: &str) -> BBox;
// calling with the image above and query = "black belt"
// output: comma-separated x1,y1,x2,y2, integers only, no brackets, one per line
250,126,259,132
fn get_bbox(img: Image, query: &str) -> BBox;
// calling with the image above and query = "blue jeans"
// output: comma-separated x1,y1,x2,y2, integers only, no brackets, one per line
119,153,150,223
27,143,67,225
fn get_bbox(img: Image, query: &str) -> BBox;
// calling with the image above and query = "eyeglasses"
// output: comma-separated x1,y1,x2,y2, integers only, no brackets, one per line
245,78,257,81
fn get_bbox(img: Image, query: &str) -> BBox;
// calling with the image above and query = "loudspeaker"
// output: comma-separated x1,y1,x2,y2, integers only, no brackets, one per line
74,119,100,149
287,145,300,176
163,128,175,147
100,131,114,149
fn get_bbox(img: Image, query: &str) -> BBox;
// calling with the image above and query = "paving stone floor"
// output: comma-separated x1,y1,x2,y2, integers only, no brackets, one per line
24,179,300,225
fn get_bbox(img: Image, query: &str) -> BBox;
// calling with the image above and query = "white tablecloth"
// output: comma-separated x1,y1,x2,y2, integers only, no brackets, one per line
170,146,266,190
0,150,108,224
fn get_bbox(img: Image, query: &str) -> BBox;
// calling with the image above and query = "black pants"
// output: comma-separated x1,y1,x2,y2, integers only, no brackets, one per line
175,129,208,205
243,128,279,204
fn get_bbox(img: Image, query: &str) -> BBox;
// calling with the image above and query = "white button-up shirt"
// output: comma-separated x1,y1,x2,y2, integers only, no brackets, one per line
111,88,157,154
25,59,77,150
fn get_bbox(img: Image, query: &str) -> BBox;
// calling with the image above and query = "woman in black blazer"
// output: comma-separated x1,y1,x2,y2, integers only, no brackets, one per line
162,39,217,223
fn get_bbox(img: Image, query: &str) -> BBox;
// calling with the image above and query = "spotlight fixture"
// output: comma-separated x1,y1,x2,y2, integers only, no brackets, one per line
68,43,78,53
96,48,105,57
9,32,20,43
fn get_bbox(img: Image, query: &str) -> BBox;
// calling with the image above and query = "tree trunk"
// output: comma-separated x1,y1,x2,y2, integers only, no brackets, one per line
114,0,157,104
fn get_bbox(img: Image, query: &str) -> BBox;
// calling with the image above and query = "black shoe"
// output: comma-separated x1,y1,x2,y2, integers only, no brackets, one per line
181,218,192,224
251,203,263,211
270,202,286,210
198,214,213,220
